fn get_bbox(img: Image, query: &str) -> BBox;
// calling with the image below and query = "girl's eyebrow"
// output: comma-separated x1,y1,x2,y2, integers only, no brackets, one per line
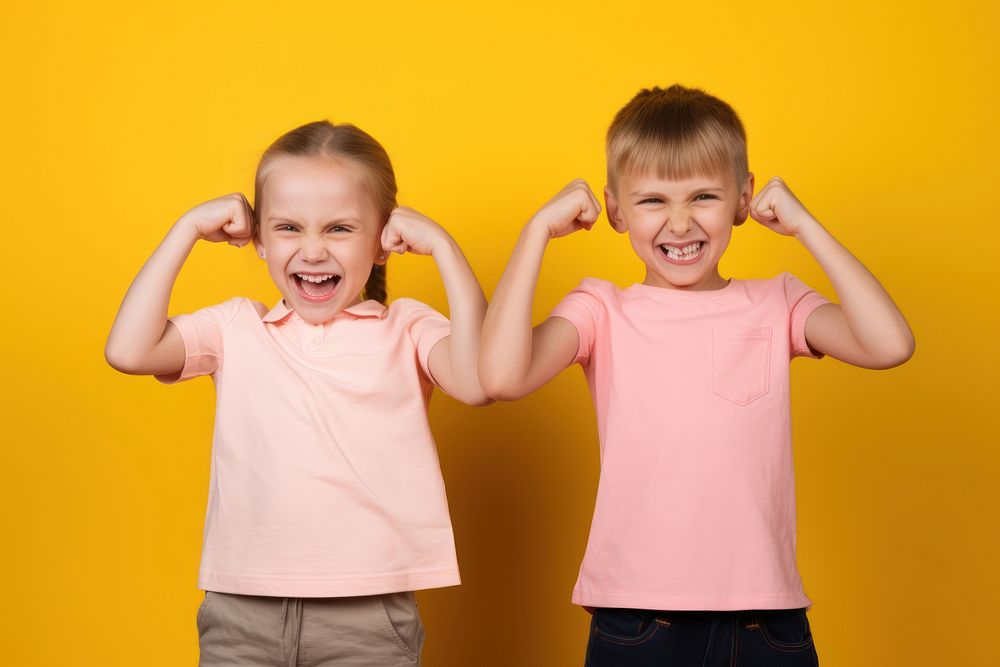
268,216,363,225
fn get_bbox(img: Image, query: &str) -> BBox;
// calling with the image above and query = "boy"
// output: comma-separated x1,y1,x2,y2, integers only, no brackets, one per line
479,85,914,665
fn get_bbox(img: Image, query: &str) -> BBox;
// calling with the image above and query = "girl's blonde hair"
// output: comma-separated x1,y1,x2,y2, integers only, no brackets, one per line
254,120,397,304
607,85,748,194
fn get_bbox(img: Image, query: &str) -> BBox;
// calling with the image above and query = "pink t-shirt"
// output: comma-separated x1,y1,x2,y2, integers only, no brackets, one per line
550,273,829,611
157,297,460,597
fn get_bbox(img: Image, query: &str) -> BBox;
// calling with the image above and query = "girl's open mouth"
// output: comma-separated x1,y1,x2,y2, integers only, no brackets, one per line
292,273,342,301
659,241,706,265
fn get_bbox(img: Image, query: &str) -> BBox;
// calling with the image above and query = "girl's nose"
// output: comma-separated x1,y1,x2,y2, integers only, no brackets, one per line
299,237,329,262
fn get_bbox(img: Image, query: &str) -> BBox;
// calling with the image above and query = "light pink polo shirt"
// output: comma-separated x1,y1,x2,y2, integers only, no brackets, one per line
550,273,829,611
158,297,460,597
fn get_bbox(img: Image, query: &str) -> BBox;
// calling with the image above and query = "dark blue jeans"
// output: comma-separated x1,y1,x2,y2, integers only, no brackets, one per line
584,607,819,666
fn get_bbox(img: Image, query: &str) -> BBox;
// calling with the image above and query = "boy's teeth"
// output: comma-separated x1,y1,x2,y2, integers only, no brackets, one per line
662,241,703,260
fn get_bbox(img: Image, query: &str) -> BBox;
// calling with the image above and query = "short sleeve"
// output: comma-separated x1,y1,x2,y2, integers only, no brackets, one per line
549,279,603,366
783,273,831,359
155,298,245,384
399,299,452,382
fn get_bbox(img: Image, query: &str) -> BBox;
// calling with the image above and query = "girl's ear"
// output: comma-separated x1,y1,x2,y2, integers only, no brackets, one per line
605,185,627,234
251,213,266,258
734,172,755,227
373,226,388,266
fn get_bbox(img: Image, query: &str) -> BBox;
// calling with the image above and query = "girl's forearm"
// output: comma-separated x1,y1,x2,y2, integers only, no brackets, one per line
479,221,550,393
105,220,199,369
430,236,489,402
796,219,915,358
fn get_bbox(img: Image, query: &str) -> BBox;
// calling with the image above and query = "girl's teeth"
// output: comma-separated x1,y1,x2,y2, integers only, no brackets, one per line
297,274,335,283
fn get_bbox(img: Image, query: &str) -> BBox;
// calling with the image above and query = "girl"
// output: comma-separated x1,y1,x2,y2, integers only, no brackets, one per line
106,120,489,666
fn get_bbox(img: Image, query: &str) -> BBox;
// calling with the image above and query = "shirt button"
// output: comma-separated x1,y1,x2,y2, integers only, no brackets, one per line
310,337,321,347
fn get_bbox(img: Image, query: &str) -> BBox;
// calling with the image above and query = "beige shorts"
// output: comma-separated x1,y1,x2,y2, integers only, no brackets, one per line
196,590,424,667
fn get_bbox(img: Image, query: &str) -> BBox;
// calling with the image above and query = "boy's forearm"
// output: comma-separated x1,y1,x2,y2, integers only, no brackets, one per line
479,221,550,392
430,236,489,402
105,221,199,367
796,218,915,356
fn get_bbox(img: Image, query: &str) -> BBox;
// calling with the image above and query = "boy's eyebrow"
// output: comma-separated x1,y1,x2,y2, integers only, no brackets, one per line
630,186,727,196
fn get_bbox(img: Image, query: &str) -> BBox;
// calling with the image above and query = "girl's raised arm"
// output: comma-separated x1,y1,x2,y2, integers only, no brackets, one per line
381,207,491,406
105,194,254,376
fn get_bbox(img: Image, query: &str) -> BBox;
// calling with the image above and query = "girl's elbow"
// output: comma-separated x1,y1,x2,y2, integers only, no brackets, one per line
104,343,133,374
105,353,142,375
868,335,916,369
104,342,155,375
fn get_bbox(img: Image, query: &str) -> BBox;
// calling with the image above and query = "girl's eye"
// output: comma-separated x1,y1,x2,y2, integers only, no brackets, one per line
279,225,297,232
638,198,662,205
694,194,719,201
329,226,349,233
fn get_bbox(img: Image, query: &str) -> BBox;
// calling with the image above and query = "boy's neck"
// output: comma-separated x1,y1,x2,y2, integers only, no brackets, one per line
642,269,730,292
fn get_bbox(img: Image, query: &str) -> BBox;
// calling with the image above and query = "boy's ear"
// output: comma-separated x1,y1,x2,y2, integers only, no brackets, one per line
604,186,627,234
734,172,755,227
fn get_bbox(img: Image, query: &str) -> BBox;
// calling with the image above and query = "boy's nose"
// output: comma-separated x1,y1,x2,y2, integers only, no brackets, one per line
665,208,693,235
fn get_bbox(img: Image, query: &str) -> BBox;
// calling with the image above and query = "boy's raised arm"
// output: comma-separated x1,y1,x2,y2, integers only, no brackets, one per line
105,194,254,376
749,177,915,369
480,180,601,401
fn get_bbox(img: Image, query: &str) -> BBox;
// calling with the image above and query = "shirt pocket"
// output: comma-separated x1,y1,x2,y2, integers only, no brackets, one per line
712,326,772,406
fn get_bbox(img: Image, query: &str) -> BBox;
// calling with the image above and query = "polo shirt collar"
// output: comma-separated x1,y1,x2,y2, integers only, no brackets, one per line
261,299,388,324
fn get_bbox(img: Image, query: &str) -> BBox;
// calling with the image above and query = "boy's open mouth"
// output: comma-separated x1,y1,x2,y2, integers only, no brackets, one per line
659,241,706,265
292,273,342,301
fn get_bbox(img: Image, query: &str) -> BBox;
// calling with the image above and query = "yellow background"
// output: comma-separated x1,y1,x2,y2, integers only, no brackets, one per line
2,1,997,664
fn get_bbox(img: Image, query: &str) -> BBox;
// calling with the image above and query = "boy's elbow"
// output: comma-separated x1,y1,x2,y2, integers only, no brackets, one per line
888,335,916,368
480,377,529,402
445,377,496,407
478,373,502,400
478,352,541,401
477,364,520,402
457,391,495,407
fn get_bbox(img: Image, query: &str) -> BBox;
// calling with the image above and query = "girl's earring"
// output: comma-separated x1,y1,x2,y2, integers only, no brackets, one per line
259,250,267,260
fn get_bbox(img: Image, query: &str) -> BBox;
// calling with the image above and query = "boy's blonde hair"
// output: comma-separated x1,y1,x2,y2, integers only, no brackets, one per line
607,85,748,193
254,120,397,304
